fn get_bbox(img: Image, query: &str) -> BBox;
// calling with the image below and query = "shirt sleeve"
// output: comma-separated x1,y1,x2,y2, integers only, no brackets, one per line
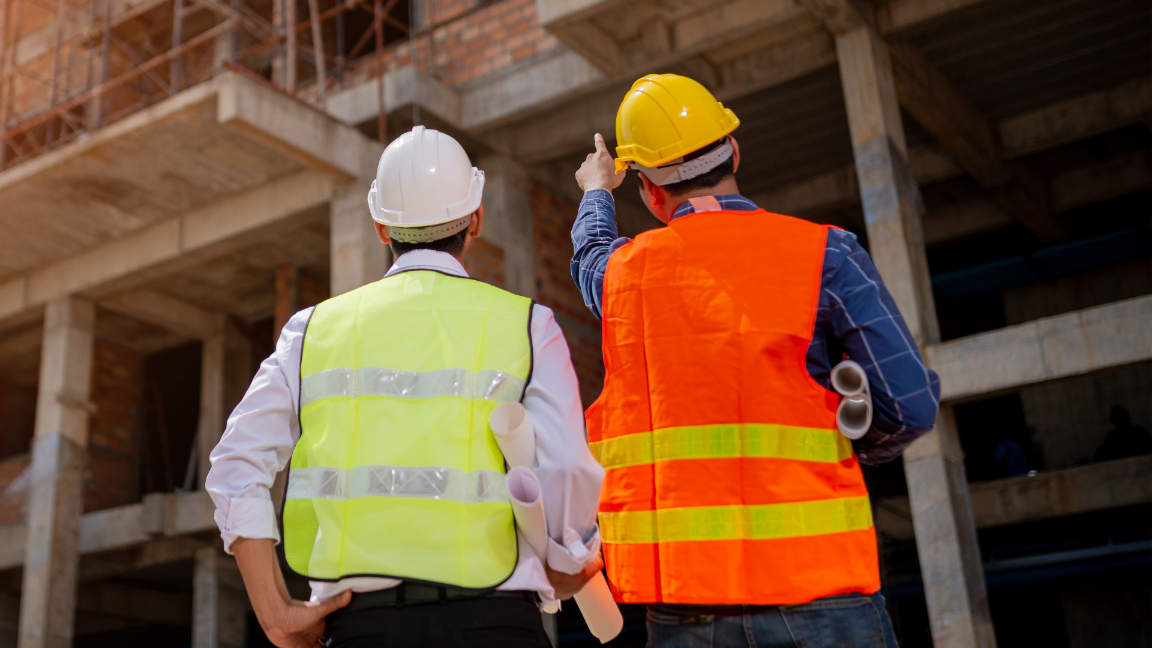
206,307,312,553
817,229,941,465
570,189,632,321
527,304,606,574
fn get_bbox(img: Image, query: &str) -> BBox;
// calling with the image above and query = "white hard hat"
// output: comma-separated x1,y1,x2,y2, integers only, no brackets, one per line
367,126,484,243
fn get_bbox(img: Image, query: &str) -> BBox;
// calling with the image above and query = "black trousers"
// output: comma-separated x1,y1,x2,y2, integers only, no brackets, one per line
325,593,550,648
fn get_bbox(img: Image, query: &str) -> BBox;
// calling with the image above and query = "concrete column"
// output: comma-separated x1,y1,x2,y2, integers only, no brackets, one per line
192,546,248,648
197,321,226,491
331,180,391,296
198,317,252,489
833,26,995,648
478,155,537,298
18,296,95,648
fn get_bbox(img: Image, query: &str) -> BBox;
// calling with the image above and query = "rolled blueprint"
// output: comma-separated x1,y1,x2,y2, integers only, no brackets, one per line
575,573,624,643
506,467,549,563
505,467,561,613
490,401,536,469
491,404,623,643
831,360,872,440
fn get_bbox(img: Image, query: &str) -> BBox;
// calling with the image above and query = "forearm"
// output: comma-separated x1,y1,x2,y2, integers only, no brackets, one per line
570,189,626,321
232,538,290,627
822,231,940,463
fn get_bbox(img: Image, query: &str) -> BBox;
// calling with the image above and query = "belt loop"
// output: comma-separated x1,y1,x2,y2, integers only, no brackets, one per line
396,583,405,609
438,587,448,605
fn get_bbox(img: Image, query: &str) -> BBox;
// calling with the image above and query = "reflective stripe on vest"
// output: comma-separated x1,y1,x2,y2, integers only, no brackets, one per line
589,210,880,605
600,496,873,544
589,423,853,469
284,270,531,589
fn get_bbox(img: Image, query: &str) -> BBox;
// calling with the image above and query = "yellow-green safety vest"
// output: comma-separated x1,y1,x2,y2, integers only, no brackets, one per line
283,270,533,589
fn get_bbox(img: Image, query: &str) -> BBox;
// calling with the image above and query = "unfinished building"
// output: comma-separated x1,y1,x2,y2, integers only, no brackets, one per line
0,0,1148,645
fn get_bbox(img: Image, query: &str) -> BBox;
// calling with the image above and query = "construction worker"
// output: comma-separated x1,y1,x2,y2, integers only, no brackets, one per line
570,74,941,647
207,126,605,648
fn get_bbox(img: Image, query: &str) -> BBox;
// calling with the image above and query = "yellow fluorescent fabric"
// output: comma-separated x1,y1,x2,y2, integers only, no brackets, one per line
284,271,532,589
599,496,873,544
589,423,853,469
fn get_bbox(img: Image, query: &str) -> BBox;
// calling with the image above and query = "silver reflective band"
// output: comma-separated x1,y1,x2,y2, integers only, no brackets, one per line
286,466,509,503
301,366,526,407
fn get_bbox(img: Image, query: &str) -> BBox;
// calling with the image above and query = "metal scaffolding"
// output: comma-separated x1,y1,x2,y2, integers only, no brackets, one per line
0,0,417,171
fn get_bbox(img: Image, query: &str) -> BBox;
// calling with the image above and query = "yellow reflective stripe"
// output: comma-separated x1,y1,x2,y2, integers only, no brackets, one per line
600,496,872,544
589,423,852,469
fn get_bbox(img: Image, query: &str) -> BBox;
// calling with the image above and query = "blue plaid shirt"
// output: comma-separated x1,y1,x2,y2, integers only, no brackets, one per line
570,190,940,465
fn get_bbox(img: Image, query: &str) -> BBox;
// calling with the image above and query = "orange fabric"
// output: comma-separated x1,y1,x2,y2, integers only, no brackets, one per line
588,209,880,605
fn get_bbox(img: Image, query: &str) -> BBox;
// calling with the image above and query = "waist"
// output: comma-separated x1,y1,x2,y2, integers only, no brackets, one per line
343,582,536,613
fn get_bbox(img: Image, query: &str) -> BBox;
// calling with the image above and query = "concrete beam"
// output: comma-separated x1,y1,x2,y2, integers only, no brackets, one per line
1051,150,1152,215
876,455,1152,540
326,65,463,129
99,290,224,341
216,73,368,180
0,491,217,572
927,296,1152,402
0,170,333,326
460,49,607,132
1000,78,1152,159
885,41,1065,242
19,297,95,648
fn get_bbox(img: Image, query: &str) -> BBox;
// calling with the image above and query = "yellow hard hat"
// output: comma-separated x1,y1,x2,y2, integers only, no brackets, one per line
614,74,740,174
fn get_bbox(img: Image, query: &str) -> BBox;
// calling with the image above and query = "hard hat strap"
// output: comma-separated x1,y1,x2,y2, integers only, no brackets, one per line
386,213,473,243
631,138,734,186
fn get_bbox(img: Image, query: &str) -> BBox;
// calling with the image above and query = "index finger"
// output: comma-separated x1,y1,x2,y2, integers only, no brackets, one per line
594,133,608,154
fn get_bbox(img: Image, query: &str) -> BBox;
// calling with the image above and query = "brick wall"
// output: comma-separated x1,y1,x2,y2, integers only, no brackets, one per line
531,183,604,408
462,238,506,288
86,340,143,513
0,455,30,525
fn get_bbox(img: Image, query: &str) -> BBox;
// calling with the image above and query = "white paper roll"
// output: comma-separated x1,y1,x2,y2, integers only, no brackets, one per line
491,402,536,469
831,360,867,398
575,572,624,643
831,360,872,440
506,466,548,564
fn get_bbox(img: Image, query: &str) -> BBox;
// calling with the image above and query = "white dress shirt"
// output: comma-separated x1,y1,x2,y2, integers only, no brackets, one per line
206,250,605,605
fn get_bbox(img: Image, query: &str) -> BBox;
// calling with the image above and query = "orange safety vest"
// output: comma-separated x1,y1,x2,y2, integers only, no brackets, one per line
587,208,880,605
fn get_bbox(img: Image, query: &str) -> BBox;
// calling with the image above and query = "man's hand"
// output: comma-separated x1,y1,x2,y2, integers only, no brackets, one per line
262,592,352,648
546,553,605,600
575,134,626,193
232,538,351,648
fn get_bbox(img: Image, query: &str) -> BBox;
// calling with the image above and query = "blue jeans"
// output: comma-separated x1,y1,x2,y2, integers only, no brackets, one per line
646,593,899,648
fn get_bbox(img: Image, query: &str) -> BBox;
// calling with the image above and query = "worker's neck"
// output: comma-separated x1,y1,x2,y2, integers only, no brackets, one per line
666,176,740,213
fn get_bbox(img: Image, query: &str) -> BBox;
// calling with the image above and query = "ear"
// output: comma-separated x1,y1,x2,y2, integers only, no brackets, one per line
374,222,391,245
469,205,484,239
730,136,741,174
640,174,666,208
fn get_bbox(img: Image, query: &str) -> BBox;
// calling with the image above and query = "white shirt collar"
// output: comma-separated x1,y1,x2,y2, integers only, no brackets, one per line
384,249,469,278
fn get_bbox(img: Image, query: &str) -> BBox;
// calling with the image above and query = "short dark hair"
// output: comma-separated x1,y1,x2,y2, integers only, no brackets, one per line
389,227,468,258
639,137,734,196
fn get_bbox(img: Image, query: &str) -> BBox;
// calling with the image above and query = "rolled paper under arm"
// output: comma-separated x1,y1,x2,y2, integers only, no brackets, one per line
491,405,624,643
831,360,872,440
506,466,548,564
576,572,624,643
490,401,536,469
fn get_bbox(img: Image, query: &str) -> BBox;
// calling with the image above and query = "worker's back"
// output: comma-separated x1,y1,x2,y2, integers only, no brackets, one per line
284,270,533,589
588,209,879,605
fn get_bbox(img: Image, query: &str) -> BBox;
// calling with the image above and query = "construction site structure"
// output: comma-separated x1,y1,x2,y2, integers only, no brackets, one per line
0,0,1148,646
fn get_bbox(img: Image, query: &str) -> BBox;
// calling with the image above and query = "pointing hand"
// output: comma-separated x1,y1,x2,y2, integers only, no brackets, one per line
575,133,627,193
